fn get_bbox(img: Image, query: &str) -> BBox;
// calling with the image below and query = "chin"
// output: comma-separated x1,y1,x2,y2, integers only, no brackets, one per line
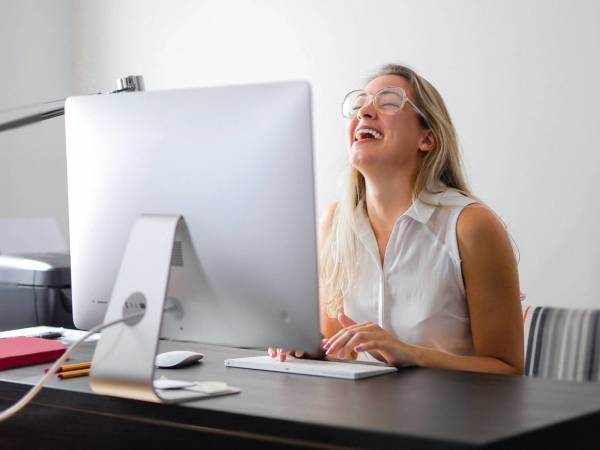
349,150,382,170
351,141,381,157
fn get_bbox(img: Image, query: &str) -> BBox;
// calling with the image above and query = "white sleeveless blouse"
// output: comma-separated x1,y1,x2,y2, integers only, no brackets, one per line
344,189,479,359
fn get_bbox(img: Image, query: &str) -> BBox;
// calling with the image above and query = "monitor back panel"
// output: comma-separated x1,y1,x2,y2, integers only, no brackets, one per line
65,81,320,351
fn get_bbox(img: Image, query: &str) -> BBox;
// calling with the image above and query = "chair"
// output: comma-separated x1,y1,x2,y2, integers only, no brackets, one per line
523,305,600,382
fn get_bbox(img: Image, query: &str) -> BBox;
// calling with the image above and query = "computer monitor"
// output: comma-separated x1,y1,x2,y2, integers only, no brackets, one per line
64,81,321,353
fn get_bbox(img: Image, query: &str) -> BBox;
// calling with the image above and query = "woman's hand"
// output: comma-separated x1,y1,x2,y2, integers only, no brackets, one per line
268,338,328,362
323,313,418,367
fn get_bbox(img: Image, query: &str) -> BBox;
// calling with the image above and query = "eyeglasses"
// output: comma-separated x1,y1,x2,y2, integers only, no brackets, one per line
341,86,428,123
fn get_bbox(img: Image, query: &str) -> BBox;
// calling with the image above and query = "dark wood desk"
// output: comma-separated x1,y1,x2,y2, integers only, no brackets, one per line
1,339,600,449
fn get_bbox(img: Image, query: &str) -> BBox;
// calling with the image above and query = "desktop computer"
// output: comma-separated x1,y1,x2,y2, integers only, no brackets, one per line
64,81,323,401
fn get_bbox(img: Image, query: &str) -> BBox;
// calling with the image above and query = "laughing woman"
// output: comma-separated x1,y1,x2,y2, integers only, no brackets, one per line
275,64,524,375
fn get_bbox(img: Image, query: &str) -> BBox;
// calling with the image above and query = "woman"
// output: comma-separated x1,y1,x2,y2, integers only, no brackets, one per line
271,64,524,375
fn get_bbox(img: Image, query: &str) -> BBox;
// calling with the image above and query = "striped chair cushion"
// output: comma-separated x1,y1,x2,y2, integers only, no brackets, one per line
523,305,600,381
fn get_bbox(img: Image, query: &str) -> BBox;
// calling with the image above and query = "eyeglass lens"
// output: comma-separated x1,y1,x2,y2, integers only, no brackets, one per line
344,88,406,117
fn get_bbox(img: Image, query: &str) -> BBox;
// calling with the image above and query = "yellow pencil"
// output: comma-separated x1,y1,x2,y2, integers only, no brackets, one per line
46,361,92,373
59,362,91,372
57,368,91,379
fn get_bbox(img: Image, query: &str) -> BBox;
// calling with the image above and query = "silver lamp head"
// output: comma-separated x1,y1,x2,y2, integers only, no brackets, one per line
117,75,145,92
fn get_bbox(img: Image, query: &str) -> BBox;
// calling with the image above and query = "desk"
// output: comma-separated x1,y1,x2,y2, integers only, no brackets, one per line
1,339,600,449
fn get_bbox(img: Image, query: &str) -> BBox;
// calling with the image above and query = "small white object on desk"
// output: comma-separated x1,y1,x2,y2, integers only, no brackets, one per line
155,351,204,369
153,379,197,390
153,378,240,398
185,381,232,395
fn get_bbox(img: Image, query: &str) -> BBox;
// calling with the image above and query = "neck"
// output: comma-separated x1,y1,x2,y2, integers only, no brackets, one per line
363,166,418,239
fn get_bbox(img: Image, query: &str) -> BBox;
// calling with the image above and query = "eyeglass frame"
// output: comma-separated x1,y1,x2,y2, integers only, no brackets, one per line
341,86,429,125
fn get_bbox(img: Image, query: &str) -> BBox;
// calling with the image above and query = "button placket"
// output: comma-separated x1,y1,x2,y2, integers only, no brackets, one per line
379,217,404,330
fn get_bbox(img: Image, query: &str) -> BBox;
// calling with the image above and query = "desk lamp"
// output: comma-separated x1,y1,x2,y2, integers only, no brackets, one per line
0,76,145,133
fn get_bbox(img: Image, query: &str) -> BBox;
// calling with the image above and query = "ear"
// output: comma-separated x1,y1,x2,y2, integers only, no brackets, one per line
418,129,436,153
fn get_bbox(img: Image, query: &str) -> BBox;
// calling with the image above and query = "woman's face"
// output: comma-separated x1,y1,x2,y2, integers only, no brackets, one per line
347,74,432,174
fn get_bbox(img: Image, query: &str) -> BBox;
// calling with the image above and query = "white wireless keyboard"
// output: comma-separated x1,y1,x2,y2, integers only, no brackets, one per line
224,355,398,380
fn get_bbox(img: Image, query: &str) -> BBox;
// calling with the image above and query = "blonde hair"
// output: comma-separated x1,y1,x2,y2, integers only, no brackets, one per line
320,64,522,318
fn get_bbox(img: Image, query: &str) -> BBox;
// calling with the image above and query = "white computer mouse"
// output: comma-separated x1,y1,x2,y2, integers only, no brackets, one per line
155,350,204,369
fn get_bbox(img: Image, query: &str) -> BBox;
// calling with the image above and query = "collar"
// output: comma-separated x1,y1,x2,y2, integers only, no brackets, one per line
354,189,446,230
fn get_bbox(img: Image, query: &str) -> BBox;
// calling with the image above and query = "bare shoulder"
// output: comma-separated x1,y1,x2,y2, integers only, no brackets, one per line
456,203,508,247
456,203,515,264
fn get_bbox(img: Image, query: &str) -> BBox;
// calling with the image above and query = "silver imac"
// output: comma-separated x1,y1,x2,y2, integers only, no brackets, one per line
64,81,321,401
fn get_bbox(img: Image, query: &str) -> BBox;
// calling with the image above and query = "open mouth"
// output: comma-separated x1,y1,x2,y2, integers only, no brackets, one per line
354,127,383,142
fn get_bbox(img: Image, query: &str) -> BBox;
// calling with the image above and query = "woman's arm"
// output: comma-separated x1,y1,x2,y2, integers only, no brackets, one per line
400,204,524,374
319,202,344,338
450,203,524,374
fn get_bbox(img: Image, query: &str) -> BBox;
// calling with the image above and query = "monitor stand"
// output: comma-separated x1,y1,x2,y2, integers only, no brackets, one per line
90,214,239,403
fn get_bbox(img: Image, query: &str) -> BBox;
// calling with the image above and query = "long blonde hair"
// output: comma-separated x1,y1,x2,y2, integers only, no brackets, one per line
320,64,521,318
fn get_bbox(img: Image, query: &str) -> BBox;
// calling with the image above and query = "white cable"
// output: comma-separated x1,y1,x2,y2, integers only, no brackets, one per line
0,312,144,423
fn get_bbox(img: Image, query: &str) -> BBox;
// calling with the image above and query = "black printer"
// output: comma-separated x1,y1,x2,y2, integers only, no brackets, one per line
0,253,75,331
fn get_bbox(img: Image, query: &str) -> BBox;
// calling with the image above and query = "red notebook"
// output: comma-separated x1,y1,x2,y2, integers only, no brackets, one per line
0,336,66,370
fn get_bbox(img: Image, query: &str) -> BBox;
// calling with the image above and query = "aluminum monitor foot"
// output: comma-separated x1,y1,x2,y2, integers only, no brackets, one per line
90,214,238,403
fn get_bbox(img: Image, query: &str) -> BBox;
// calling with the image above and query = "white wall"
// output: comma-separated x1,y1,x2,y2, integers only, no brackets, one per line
0,0,73,246
6,0,598,309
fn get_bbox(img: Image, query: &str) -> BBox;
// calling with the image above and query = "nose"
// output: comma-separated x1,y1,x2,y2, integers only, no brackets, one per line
357,98,377,120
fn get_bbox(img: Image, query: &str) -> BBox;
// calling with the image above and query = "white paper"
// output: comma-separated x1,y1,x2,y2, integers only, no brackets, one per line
184,381,232,394
0,326,100,344
153,379,197,390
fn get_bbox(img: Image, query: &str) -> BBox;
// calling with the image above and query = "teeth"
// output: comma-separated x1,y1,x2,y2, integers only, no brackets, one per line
355,128,383,140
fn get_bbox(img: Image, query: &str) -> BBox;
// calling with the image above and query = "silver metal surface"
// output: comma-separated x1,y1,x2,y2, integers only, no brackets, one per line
117,75,145,92
0,75,144,134
91,215,217,403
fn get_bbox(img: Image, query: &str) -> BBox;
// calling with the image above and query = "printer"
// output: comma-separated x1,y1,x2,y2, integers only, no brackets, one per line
0,253,75,331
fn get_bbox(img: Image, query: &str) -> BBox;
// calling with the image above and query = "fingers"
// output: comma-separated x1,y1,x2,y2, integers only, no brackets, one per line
267,332,400,366
324,329,353,358
324,323,378,358
316,338,328,358
354,340,393,365
324,313,363,350
267,340,328,362
267,348,289,361
325,321,373,347
268,348,303,361
327,330,377,359
353,341,378,353
345,331,378,356
278,349,288,361
337,312,357,327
